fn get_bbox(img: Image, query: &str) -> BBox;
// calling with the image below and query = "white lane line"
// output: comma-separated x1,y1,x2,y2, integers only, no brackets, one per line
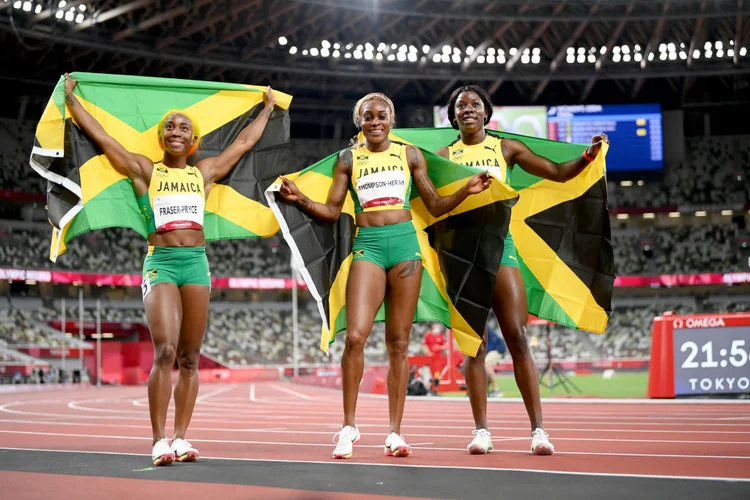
272,384,314,401
196,385,238,403
0,430,748,460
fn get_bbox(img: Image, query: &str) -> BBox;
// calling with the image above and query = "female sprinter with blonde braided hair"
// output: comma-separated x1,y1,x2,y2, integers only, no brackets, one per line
278,93,492,459
63,74,276,466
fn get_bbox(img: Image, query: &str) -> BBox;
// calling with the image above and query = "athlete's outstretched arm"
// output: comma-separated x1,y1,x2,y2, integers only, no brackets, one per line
277,149,352,223
200,86,276,184
63,74,151,179
409,145,490,218
502,134,608,182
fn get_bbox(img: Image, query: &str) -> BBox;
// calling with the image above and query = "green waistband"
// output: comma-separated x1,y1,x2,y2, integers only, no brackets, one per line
147,245,206,256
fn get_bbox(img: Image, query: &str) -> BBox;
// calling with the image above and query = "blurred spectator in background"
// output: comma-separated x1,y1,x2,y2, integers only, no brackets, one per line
485,325,505,397
422,322,447,356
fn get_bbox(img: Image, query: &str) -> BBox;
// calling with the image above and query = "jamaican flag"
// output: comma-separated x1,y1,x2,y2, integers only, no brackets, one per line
394,127,614,335
30,72,292,260
266,133,519,356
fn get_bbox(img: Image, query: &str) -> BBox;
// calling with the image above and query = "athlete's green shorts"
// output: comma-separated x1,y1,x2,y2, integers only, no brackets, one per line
141,246,211,298
500,232,520,268
351,220,422,270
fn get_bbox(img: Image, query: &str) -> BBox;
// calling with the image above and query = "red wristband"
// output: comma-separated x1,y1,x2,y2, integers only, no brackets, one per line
583,149,596,162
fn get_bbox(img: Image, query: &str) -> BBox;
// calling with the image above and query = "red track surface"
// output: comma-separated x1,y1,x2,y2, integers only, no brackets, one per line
0,381,748,481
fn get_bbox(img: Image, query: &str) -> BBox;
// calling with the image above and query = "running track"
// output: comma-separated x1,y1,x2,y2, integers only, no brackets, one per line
0,381,748,499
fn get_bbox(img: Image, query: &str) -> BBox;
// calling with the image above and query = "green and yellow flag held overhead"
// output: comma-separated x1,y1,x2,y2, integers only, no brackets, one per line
394,127,615,335
30,72,292,260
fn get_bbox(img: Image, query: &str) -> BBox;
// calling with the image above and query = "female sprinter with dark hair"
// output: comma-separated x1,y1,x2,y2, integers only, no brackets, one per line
277,92,491,459
63,74,276,466
436,84,608,456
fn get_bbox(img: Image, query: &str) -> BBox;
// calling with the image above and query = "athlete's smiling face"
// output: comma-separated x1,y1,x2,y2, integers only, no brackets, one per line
360,99,392,145
454,90,487,135
161,113,195,156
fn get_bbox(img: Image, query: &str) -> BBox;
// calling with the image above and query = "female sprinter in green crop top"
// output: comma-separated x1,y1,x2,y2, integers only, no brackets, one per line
64,74,276,466
277,92,491,460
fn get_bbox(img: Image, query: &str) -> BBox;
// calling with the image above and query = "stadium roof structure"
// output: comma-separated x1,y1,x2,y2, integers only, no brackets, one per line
2,0,750,108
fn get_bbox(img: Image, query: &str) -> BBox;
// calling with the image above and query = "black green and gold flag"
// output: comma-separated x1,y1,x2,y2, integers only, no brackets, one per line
266,133,519,356
394,127,614,335
30,72,292,260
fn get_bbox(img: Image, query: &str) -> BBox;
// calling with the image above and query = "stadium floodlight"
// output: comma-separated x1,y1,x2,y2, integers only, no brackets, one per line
668,52,676,60
620,181,633,186
432,53,441,63
289,46,298,54
397,52,406,62
344,52,351,59
728,49,735,57
498,55,506,64
568,47,575,55
679,51,686,60
622,54,631,62
715,41,723,50
375,52,382,60
65,9,73,21
588,54,596,63
648,52,654,61
55,10,63,18
634,53,642,62
521,54,530,64
693,49,700,59
22,1,30,11
668,212,681,218
321,40,330,49
452,53,461,63
279,36,288,46
704,41,712,50
531,54,540,64
75,12,83,23
365,42,374,52
310,47,319,56
321,48,330,57
616,214,629,220
35,3,41,13
509,47,517,55
566,54,575,63
442,45,451,54
488,47,495,55
533,47,540,55
333,43,341,50
363,50,372,60
622,45,630,54
600,46,607,54
577,54,585,63
487,54,495,64
423,44,431,54
477,55,485,64
79,4,84,11
667,43,675,52
613,46,621,54
441,53,450,63
741,47,748,56
721,210,733,216
717,49,724,58
643,213,655,219
695,211,707,216
466,46,474,55
387,54,395,61
408,52,417,62
659,43,666,52
13,1,20,8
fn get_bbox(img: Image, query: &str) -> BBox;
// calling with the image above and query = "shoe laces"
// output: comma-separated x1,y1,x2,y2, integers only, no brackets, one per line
333,425,356,444
532,428,549,440
472,429,491,440
174,438,192,448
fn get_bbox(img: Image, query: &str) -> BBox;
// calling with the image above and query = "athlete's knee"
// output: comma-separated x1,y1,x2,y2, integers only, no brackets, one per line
177,348,201,372
153,343,177,368
503,324,530,354
345,328,369,353
385,332,410,360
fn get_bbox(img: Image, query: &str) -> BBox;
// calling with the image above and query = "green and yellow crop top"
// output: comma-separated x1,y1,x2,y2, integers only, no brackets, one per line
348,141,413,213
136,163,206,234
447,134,510,184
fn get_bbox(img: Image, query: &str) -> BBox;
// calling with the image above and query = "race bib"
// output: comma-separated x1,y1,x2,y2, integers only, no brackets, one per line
152,193,204,232
356,170,407,210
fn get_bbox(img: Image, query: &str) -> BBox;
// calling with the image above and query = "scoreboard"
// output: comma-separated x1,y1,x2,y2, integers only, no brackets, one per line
648,313,750,398
547,104,664,172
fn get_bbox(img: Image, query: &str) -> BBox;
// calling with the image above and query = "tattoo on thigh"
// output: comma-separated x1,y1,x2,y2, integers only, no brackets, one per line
398,260,420,279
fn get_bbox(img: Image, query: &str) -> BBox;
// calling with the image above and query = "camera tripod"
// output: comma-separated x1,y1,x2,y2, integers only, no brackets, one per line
538,326,581,395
